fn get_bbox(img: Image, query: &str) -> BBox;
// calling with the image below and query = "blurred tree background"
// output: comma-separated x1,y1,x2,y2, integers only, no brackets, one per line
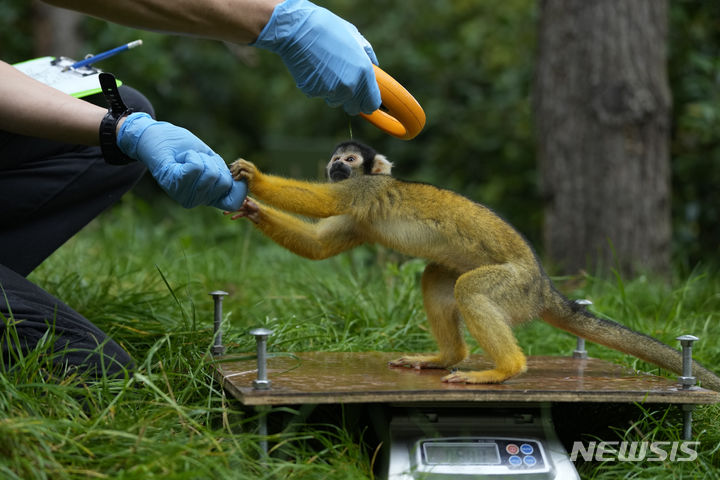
1,0,718,271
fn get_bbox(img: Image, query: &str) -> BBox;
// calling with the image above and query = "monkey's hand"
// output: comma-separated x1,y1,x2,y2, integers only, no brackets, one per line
223,197,261,224
230,159,262,186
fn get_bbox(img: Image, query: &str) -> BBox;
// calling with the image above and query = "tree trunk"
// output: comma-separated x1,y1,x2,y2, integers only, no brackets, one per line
535,0,671,277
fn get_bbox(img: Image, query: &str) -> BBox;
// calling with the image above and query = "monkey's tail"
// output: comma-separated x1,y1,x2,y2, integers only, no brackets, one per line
540,285,720,392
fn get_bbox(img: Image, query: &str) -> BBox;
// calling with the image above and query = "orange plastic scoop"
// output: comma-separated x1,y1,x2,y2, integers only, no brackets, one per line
360,65,426,140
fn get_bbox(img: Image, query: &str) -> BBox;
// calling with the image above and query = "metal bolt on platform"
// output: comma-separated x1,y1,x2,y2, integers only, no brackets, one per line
249,328,274,456
250,328,274,390
573,300,592,359
677,334,699,441
676,334,699,390
209,290,228,356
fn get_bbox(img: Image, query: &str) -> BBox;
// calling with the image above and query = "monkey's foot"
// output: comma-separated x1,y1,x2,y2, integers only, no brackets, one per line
442,366,527,384
388,354,461,370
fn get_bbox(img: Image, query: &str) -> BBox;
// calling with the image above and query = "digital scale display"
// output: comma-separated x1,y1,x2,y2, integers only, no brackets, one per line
423,442,500,465
412,437,552,477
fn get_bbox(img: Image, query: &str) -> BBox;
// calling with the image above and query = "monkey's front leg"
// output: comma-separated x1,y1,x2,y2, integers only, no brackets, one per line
388,264,469,371
227,198,363,260
230,158,344,218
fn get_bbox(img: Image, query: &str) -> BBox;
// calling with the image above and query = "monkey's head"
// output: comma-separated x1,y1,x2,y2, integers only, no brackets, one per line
326,141,393,182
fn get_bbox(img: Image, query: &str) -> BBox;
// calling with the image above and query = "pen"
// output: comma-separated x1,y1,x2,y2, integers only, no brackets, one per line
69,40,143,70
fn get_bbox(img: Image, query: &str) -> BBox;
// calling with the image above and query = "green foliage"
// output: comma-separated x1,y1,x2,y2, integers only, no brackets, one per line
668,1,720,267
0,1,32,61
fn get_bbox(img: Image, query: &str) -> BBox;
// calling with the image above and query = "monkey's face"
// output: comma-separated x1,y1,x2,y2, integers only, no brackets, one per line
326,142,393,182
326,150,364,182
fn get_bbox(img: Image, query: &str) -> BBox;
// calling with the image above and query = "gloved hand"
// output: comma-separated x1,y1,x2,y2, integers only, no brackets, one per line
117,112,247,210
252,0,382,116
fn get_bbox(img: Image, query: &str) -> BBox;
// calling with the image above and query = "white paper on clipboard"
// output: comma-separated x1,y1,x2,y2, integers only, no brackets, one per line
12,56,119,98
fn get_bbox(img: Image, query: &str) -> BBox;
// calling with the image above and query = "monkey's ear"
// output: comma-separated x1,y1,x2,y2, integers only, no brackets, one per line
371,154,393,175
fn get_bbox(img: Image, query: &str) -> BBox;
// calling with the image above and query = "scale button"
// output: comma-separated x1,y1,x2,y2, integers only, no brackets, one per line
506,444,519,455
520,443,534,455
509,455,522,466
524,455,537,466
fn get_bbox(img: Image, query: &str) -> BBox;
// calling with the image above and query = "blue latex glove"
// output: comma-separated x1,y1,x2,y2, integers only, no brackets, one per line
252,0,381,116
117,112,247,210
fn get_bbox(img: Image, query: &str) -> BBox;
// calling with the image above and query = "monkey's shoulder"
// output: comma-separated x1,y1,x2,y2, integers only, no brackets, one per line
345,174,464,198
341,175,500,226
364,175,482,207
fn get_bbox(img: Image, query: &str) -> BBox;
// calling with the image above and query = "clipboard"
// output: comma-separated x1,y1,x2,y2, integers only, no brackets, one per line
12,56,120,98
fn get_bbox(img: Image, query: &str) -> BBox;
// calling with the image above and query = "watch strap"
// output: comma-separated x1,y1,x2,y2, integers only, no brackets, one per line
98,72,135,165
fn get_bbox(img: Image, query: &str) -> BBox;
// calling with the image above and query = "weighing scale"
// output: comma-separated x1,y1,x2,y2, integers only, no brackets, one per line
385,403,577,479
211,350,718,480
207,295,719,479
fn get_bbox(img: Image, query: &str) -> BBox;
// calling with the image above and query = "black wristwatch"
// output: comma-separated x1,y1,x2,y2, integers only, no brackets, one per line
98,72,135,165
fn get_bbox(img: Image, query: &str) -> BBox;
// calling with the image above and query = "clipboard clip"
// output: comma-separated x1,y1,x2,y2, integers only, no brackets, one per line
50,56,99,76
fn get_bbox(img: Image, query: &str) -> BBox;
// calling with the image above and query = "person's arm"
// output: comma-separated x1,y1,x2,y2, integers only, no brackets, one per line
3,0,380,211
42,0,280,44
0,60,106,145
42,0,382,115
1,61,245,210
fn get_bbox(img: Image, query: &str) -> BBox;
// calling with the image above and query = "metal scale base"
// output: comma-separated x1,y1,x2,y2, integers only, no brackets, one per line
211,352,718,479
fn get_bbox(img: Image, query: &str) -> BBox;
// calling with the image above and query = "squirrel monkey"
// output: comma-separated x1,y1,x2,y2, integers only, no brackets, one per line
228,141,720,390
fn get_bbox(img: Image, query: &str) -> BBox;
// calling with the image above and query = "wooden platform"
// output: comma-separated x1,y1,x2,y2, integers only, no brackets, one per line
211,352,720,406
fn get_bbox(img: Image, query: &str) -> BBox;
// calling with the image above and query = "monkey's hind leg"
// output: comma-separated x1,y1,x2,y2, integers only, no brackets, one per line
443,265,529,384
389,263,468,370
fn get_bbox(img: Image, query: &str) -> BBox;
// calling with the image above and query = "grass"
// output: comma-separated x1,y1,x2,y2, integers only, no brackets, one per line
1,193,719,479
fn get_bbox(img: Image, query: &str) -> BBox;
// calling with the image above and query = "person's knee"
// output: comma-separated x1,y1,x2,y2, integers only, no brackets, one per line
84,84,155,119
118,85,155,118
78,340,136,379
1,324,135,379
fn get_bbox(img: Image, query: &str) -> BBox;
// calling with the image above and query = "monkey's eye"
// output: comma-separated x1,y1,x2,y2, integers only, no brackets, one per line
346,156,356,163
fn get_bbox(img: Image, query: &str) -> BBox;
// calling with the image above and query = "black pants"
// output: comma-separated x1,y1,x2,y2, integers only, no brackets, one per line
0,86,153,377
